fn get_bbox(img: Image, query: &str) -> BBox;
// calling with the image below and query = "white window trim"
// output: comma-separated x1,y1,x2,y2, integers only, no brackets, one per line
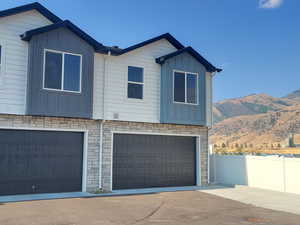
173,69,198,105
127,66,144,100
43,49,82,94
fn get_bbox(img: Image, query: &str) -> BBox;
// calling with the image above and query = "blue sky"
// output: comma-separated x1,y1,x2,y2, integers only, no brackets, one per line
1,0,299,101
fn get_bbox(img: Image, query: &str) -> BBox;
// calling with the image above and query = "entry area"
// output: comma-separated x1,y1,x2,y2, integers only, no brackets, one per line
112,133,197,190
0,129,84,196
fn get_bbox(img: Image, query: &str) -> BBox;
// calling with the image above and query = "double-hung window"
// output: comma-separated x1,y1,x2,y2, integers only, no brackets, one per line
174,71,198,104
43,49,82,93
127,66,144,99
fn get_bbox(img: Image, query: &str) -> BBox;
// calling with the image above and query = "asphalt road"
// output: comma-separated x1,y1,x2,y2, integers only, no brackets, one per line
0,191,299,225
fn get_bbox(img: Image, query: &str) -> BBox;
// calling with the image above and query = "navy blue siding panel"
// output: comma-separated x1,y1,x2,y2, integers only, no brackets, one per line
26,27,94,118
160,52,206,125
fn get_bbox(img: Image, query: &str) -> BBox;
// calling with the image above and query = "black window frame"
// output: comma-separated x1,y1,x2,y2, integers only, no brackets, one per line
43,49,82,93
173,70,198,105
127,66,144,100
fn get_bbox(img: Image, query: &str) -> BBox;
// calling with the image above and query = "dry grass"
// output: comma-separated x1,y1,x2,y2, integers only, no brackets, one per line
214,147,300,155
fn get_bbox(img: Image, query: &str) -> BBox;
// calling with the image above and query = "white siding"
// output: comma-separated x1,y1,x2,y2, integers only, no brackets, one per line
206,72,213,127
93,53,105,119
93,39,177,122
0,10,52,114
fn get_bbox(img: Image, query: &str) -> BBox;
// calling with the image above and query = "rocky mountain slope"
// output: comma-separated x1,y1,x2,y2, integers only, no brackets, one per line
210,90,300,146
284,89,300,101
213,93,297,123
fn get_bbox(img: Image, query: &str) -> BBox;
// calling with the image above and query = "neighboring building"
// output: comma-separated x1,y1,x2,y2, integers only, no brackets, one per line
0,3,221,196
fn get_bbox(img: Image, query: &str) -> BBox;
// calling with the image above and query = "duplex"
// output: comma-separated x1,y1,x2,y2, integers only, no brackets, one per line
0,2,221,196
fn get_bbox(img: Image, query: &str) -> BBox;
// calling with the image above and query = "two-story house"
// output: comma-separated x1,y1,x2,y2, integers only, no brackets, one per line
0,2,221,196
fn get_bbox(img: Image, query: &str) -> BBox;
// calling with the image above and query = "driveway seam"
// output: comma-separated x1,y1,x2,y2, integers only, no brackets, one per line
129,201,165,225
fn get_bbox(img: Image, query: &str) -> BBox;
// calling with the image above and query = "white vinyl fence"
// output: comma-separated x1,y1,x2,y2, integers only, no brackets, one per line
210,155,300,195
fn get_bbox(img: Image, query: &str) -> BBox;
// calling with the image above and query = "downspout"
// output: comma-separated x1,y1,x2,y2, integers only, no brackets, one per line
98,50,111,189
98,120,103,189
207,71,216,184
103,50,111,119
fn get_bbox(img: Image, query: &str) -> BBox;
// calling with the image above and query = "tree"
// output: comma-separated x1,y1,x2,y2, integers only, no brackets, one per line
288,134,295,147
277,143,281,148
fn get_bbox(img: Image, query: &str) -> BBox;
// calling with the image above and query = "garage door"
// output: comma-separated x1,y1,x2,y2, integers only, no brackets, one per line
113,134,196,190
0,129,84,196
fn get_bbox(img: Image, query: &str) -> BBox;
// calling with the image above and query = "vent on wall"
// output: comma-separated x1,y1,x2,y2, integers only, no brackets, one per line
113,113,119,119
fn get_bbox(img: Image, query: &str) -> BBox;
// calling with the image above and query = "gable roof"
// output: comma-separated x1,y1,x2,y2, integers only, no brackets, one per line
0,2,62,23
20,20,108,53
110,33,185,56
156,46,222,73
2,2,221,69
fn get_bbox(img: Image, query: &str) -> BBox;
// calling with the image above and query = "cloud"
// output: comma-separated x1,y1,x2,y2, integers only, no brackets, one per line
259,0,283,8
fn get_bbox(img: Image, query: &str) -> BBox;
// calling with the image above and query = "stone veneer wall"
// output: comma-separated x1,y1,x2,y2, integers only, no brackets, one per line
101,120,208,191
0,115,208,193
0,115,101,192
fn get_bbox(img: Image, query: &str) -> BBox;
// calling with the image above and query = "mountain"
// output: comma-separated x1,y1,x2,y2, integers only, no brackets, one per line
284,89,300,100
213,93,296,123
210,90,300,146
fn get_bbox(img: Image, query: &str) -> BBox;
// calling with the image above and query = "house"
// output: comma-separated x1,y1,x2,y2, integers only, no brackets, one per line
0,2,221,196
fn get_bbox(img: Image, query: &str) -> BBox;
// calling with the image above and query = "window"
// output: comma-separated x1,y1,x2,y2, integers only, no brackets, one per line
174,71,198,104
43,49,82,93
127,66,144,99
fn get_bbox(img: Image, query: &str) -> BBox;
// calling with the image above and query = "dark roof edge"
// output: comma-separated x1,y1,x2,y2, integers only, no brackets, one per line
110,33,185,56
0,2,62,23
21,20,107,52
156,46,222,73
5,3,220,68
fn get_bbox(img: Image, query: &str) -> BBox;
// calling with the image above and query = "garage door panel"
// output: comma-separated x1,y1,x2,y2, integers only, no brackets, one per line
113,134,196,190
0,130,83,196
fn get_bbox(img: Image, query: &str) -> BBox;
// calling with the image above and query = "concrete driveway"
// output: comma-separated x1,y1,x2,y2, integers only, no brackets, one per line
0,191,300,225
201,185,300,215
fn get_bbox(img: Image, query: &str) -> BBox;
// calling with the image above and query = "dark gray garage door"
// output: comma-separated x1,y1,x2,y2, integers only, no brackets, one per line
0,129,84,196
113,134,196,190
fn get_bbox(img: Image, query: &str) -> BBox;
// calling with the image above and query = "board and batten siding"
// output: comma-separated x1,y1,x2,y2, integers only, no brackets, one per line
93,39,177,122
0,10,52,115
206,72,213,127
160,52,207,125
26,27,94,118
